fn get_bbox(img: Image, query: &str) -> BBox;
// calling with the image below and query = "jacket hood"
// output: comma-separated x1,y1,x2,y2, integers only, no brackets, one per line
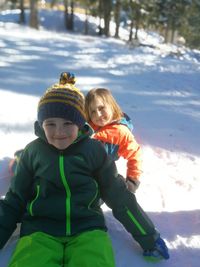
119,113,133,132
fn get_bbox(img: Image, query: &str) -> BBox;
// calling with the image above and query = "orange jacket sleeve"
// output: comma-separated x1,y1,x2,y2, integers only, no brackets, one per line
117,125,142,180
92,124,142,181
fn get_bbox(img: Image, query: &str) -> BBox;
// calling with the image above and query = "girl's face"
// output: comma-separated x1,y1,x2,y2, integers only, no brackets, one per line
42,117,79,150
89,96,113,127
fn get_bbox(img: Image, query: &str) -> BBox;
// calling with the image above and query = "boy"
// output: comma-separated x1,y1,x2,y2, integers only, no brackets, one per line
0,86,169,266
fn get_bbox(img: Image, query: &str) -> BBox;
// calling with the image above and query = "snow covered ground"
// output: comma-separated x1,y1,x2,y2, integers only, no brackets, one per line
0,9,200,267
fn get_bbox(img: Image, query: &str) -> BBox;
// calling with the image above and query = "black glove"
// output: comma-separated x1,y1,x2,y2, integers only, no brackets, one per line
126,177,140,193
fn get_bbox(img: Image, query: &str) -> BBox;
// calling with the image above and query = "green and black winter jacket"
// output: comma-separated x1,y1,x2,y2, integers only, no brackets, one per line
0,122,158,250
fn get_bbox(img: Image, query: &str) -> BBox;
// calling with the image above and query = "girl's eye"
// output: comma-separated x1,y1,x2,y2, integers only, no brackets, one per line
98,106,105,112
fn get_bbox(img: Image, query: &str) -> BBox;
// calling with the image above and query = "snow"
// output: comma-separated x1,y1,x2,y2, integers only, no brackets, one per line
0,9,200,267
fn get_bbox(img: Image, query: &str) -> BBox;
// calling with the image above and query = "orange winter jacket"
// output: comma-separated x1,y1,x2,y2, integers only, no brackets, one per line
90,114,142,181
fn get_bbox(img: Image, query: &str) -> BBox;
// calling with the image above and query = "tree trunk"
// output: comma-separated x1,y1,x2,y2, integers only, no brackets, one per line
29,0,39,29
129,18,134,42
68,0,74,31
84,8,89,35
64,0,74,31
114,0,121,38
164,24,170,43
63,0,69,30
51,0,57,8
134,8,140,40
170,19,176,43
19,0,25,24
102,0,112,36
98,0,103,35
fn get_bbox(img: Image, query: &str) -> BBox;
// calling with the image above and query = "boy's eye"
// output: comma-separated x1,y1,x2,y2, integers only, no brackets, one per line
64,122,73,126
45,123,55,127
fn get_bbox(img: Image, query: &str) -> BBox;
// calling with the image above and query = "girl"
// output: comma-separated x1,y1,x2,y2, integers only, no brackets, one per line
85,88,142,193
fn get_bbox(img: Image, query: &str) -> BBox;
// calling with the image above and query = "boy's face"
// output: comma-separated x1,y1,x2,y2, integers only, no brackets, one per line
42,117,79,150
89,96,113,127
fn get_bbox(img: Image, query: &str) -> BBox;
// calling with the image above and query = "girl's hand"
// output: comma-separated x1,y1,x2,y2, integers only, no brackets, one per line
126,178,140,193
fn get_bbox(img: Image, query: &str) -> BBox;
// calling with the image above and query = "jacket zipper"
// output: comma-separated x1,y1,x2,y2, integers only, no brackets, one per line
59,154,71,235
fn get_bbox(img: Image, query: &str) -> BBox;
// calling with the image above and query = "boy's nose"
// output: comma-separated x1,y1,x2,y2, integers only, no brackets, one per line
55,125,65,135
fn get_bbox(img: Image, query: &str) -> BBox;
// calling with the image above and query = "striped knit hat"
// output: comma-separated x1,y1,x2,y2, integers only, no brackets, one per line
59,72,76,85
46,72,81,94
37,87,86,128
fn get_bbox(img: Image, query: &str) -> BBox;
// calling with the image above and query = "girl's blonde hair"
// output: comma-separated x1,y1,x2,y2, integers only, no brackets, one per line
85,88,123,121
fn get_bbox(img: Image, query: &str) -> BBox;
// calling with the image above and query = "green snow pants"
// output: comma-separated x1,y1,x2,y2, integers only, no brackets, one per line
8,230,115,267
